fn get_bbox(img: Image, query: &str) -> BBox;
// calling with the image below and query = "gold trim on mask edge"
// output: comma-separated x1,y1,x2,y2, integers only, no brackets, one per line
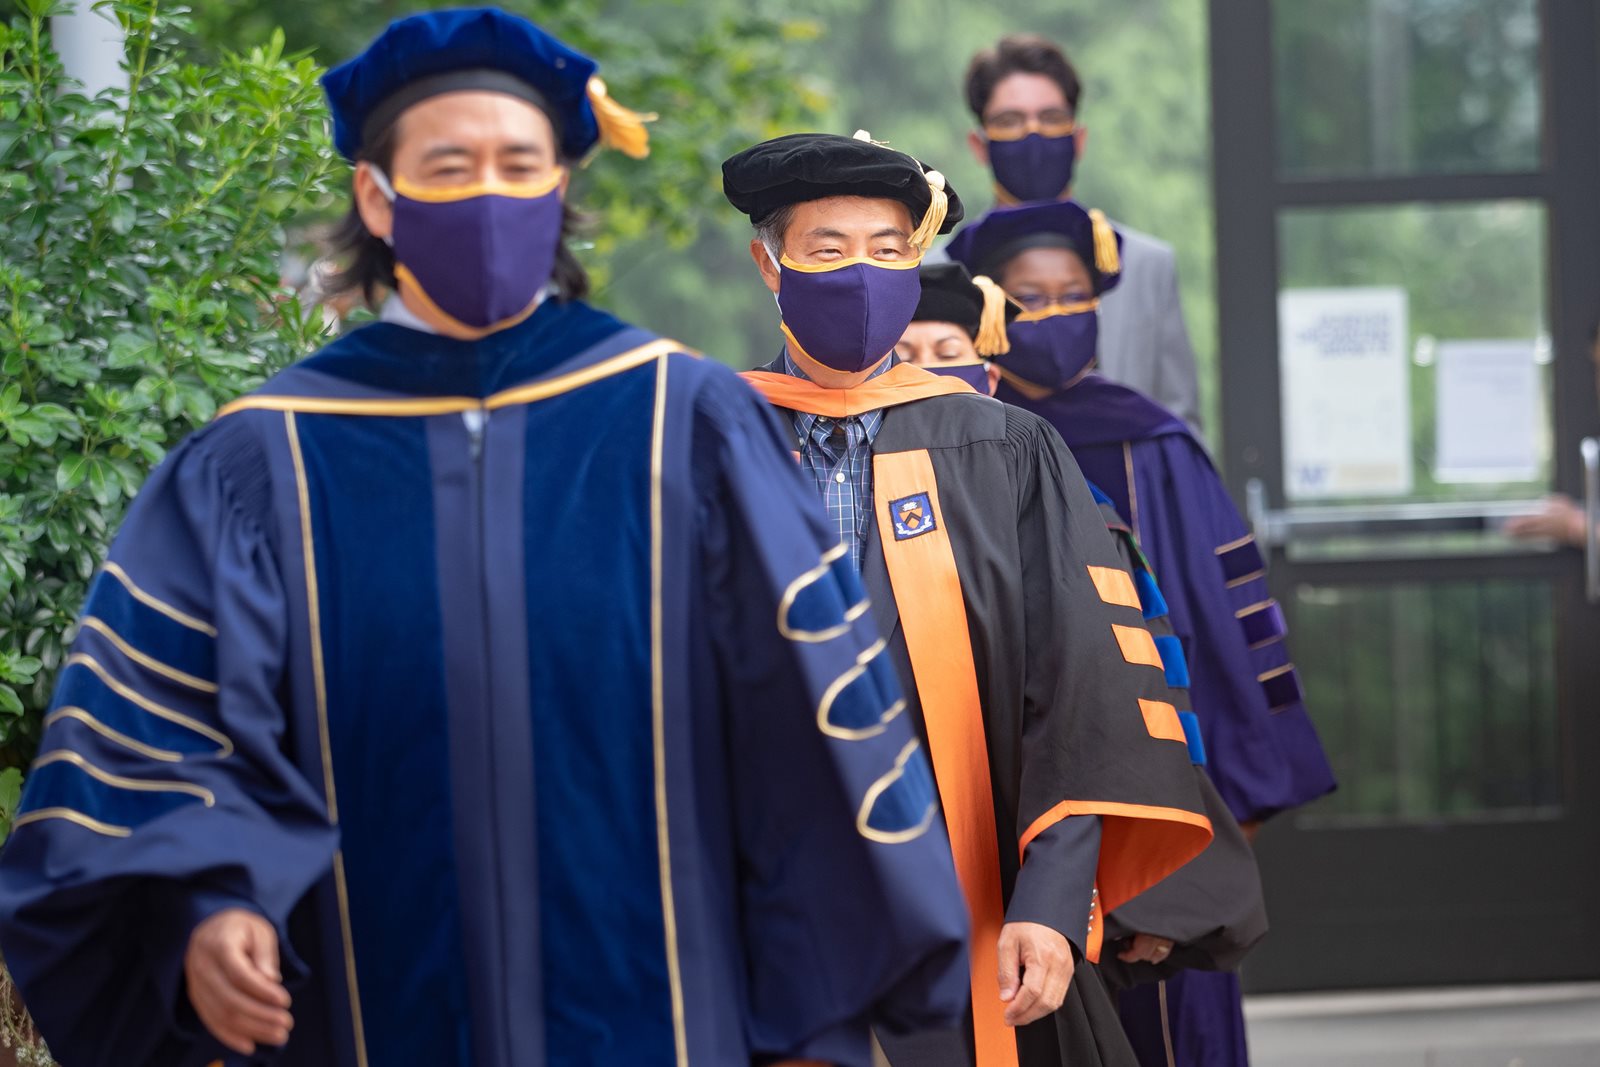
391,167,565,203
1013,297,1099,323
391,264,544,341
778,253,924,274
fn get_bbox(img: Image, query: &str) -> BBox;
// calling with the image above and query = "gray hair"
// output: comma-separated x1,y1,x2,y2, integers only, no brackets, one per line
754,204,798,258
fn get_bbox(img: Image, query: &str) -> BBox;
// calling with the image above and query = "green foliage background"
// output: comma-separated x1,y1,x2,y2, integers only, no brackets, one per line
0,0,340,828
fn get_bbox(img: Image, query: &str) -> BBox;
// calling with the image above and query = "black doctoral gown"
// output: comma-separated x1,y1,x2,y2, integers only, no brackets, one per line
745,364,1213,1067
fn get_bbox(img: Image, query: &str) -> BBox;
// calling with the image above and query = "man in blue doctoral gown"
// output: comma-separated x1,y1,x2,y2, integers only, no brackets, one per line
0,10,971,1067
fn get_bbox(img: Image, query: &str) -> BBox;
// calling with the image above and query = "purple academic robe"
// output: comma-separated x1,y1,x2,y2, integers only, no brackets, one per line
998,374,1336,1067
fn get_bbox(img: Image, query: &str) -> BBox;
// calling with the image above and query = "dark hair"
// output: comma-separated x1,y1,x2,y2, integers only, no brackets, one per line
326,116,591,308
963,34,1083,123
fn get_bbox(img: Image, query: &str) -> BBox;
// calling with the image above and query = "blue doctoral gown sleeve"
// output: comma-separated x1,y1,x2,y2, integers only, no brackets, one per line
692,370,969,1067
0,422,337,1067
1144,436,1336,823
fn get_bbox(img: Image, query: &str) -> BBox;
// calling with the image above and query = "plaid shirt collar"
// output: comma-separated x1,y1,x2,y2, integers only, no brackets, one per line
779,349,894,447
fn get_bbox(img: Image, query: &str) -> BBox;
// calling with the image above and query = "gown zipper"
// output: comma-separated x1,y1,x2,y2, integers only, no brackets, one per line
465,402,511,1062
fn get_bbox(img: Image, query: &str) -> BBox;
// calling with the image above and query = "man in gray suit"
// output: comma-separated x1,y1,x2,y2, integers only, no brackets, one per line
956,33,1203,433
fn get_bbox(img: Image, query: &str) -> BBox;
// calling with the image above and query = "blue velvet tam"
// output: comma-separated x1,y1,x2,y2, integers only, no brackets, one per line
323,6,649,163
947,199,1126,296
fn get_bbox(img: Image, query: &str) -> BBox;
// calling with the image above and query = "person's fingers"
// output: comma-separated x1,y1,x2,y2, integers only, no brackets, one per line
1118,934,1175,963
187,964,260,1056
996,929,1021,1002
206,981,293,1045
1003,979,1043,1026
1117,937,1149,963
244,918,284,984
1003,948,1047,1026
218,936,292,1009
1039,952,1072,1016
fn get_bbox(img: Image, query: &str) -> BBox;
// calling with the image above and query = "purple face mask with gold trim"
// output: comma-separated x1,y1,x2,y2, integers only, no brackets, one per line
775,254,925,374
1000,300,1100,391
922,362,992,395
373,167,565,333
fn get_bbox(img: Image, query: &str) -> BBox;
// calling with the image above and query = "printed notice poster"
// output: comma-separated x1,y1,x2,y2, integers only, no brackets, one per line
1434,340,1542,483
1279,287,1412,499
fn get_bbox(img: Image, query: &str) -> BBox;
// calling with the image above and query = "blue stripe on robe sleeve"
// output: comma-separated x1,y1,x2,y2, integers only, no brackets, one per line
0,424,337,1067
1153,436,1336,823
693,368,968,1065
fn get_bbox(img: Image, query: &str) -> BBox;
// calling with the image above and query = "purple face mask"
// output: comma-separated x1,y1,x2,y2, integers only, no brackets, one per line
376,168,565,333
922,361,993,395
776,255,924,373
1000,301,1100,390
988,133,1076,204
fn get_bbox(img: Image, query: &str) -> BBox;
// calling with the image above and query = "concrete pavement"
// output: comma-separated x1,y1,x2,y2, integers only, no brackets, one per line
1245,983,1600,1067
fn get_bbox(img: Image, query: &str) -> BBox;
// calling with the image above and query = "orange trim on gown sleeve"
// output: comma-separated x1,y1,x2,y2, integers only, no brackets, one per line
1018,799,1213,922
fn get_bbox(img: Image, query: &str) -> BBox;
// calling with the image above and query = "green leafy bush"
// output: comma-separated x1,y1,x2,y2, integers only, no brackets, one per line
0,0,338,827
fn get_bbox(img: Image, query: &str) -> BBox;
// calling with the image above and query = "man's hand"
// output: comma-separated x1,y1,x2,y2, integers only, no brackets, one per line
1116,933,1175,965
997,921,1075,1027
184,908,293,1054
1505,494,1587,547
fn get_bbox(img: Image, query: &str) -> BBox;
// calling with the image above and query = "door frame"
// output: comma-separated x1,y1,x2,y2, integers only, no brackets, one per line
1208,0,1600,992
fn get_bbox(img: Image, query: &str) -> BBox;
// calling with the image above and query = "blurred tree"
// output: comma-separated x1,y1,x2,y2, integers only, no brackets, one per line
0,0,337,813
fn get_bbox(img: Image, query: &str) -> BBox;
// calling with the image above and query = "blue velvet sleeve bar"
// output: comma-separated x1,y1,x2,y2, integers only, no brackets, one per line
0,421,338,1067
692,368,969,1067
1146,436,1336,823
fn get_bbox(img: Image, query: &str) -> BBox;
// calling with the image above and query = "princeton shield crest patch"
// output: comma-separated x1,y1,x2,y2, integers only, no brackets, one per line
889,492,936,540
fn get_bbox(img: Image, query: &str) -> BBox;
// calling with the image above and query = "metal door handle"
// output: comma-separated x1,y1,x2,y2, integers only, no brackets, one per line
1245,479,1554,548
1583,437,1600,604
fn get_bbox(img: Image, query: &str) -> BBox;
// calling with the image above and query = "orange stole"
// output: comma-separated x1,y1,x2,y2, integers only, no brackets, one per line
872,448,1017,1067
740,361,975,418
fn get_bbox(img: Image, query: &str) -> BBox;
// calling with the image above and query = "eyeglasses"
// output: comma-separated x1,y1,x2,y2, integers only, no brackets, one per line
1013,290,1093,311
983,109,1077,140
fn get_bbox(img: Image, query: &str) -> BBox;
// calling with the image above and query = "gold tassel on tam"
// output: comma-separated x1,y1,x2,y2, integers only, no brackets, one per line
971,275,1013,357
910,169,949,254
1089,208,1121,275
847,131,947,254
587,77,655,159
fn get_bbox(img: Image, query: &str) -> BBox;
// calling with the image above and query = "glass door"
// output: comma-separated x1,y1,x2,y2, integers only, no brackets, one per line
1209,0,1600,990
